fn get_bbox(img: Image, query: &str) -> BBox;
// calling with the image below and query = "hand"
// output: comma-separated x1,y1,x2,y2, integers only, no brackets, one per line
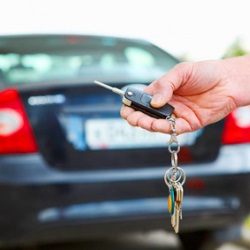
121,55,250,134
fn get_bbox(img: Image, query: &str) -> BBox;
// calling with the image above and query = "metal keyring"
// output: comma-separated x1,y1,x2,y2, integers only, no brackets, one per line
164,167,180,187
164,167,186,187
164,171,171,188
167,167,182,182
179,167,186,185
165,115,186,232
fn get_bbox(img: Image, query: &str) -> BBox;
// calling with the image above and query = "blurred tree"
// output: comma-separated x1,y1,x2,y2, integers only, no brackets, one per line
222,39,249,58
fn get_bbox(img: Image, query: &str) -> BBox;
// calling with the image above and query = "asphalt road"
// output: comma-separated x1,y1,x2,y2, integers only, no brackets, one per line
10,227,250,250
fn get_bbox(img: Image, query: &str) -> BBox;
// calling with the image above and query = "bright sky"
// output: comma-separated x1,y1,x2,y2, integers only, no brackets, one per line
1,0,250,61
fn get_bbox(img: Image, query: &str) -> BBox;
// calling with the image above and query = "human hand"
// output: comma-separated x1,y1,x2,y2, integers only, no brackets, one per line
120,55,250,134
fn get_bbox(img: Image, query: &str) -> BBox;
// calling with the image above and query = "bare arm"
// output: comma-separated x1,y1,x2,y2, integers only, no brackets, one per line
120,55,250,134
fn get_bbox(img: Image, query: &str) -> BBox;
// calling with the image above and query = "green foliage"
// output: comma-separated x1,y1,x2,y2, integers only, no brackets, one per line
222,39,249,59
245,215,250,229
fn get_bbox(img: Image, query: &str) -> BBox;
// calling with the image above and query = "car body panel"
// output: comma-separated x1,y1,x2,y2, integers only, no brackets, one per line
0,144,249,245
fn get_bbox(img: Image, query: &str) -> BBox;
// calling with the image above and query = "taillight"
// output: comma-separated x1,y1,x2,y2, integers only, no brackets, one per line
0,89,38,154
222,106,250,144
185,178,205,190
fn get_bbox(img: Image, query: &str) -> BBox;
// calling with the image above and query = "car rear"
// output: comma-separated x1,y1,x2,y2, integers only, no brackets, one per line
0,35,250,247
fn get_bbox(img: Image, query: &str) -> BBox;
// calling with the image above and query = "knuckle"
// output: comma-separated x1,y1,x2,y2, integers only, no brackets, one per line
175,61,193,71
154,78,167,91
137,116,152,131
174,62,195,82
127,117,137,127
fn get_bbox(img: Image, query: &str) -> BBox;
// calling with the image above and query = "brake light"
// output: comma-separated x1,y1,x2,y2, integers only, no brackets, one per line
222,106,250,144
185,178,205,190
0,89,38,154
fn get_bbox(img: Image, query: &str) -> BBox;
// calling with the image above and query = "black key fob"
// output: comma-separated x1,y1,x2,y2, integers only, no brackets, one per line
94,80,174,119
123,87,174,119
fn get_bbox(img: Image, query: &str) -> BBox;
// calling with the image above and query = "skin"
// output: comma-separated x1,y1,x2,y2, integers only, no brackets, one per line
121,55,250,134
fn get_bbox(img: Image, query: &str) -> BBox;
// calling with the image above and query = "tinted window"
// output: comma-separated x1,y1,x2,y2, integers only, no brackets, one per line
0,35,179,85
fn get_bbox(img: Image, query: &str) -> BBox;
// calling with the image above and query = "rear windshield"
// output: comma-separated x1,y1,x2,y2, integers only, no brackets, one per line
0,35,179,86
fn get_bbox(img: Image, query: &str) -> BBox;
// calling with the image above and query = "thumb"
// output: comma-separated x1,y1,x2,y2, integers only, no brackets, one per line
150,80,174,108
149,62,191,108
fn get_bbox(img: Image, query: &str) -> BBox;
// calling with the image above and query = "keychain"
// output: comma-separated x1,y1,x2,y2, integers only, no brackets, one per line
94,80,186,233
165,116,186,233
94,80,174,119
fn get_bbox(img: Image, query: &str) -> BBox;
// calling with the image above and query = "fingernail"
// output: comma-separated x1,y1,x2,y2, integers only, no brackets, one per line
152,94,162,105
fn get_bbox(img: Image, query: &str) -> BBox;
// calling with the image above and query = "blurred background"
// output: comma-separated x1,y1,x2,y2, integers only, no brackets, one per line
1,1,250,250
1,0,250,60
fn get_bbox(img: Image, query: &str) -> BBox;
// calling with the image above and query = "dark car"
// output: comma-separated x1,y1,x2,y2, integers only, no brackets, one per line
0,34,250,249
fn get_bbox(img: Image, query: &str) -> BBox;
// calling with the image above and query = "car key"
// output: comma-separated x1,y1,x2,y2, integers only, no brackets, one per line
94,80,174,119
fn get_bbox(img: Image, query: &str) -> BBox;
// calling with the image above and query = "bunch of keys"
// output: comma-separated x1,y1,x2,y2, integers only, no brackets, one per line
94,80,186,233
165,117,186,233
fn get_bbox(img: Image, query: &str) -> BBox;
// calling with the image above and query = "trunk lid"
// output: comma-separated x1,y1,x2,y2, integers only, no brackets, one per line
18,82,224,171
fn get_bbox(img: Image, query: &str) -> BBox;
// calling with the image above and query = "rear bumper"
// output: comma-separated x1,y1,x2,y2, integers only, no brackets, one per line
0,144,250,245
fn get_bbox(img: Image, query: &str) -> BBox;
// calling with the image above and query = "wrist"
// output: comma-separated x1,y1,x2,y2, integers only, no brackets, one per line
223,55,250,108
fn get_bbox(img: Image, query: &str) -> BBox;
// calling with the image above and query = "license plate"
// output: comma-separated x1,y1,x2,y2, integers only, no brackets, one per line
85,118,198,150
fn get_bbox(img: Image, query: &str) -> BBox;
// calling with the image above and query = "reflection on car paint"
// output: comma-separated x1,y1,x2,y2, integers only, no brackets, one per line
37,196,239,222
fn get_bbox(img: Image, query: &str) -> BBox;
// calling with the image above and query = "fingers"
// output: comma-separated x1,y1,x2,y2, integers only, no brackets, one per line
120,62,196,134
121,105,195,134
120,105,156,131
150,79,173,108
121,105,185,134
120,105,134,120
151,118,192,134
147,62,194,108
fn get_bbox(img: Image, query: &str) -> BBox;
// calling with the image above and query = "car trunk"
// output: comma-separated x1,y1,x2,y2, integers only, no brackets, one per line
18,82,225,171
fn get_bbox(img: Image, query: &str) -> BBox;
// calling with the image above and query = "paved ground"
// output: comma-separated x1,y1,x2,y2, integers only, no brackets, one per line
11,226,250,250
5,217,250,250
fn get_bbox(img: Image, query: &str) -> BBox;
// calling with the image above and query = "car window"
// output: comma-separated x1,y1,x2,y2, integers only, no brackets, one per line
0,36,179,85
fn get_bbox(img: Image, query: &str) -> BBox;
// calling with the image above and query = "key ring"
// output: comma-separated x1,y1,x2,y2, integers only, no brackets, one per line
165,115,186,191
165,115,186,234
164,167,186,188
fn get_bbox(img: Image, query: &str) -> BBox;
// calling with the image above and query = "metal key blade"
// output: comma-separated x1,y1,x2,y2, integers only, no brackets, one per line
174,202,180,233
94,80,125,96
